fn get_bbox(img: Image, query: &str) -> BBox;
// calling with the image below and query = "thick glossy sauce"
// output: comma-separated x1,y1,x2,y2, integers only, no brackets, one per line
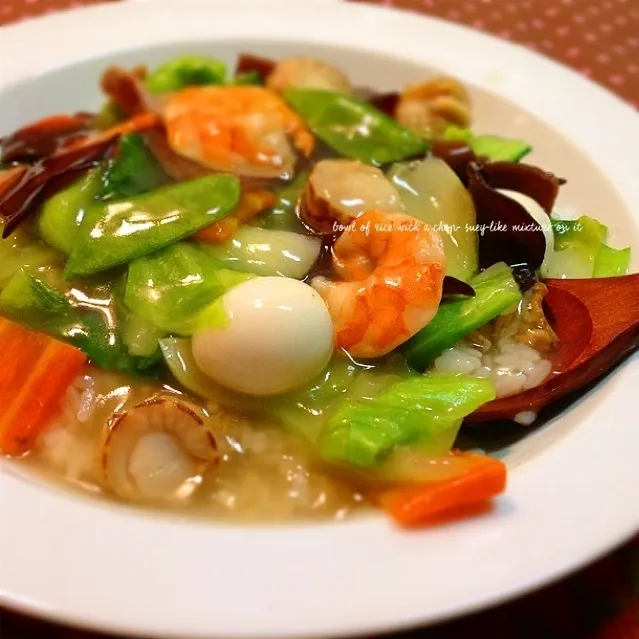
29,366,367,522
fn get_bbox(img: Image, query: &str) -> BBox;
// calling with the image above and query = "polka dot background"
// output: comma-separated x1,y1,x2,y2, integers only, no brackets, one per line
0,0,637,105
0,1,638,638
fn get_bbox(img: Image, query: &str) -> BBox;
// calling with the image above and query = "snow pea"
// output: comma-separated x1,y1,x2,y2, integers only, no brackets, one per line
36,166,105,254
284,88,428,165
65,174,241,277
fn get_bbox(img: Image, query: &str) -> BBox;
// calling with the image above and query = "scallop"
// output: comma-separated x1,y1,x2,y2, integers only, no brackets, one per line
192,277,334,396
300,159,403,234
396,76,472,138
100,396,218,502
267,57,353,94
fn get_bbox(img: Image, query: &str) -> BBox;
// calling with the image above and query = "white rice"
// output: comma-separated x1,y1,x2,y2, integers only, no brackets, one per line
37,374,100,481
433,337,552,403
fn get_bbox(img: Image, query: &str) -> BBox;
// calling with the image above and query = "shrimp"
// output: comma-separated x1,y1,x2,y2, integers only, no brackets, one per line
163,85,314,179
311,210,446,359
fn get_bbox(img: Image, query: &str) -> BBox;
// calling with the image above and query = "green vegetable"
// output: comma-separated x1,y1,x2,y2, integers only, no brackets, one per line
122,313,165,358
543,216,630,279
99,133,168,200
125,242,255,334
0,270,162,377
0,221,62,289
284,88,428,165
442,125,532,162
206,225,321,279
159,337,407,444
593,244,631,277
256,172,308,232
146,56,227,94
403,263,522,370
232,71,263,86
273,358,369,443
65,174,241,278
388,157,478,281
36,166,104,254
319,374,495,467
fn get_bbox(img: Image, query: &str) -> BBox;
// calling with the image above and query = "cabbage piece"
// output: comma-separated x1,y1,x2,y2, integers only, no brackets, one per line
593,244,631,277
319,374,495,467
205,226,321,279
146,56,227,94
125,242,255,335
255,171,307,232
0,220,62,289
273,356,412,444
543,216,630,278
388,156,478,281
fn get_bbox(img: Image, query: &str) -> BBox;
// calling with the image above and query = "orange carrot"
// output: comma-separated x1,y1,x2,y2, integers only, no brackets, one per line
378,452,507,527
0,318,87,456
196,189,276,243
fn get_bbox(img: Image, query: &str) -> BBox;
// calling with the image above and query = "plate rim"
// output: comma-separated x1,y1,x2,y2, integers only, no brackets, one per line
1,2,638,638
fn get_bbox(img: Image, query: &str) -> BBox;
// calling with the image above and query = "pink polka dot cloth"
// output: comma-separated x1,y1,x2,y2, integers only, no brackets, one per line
355,0,639,108
1,0,637,106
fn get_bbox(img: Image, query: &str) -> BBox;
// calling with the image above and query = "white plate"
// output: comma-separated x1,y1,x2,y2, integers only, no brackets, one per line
1,2,638,638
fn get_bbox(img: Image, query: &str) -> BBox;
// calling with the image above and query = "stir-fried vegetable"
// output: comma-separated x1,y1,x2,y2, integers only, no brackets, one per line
146,55,227,94
0,270,162,376
0,219,61,288
205,225,321,279
257,171,308,232
388,157,478,281
442,125,532,162
403,262,522,370
99,133,168,200
284,88,429,165
319,374,495,467
36,166,104,254
232,71,264,86
65,174,241,277
3,50,637,528
594,244,631,277
125,242,255,334
378,452,507,526
0,317,87,455
544,216,630,279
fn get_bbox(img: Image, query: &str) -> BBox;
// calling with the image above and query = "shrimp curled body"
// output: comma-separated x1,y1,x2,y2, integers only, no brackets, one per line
312,210,446,359
163,86,314,179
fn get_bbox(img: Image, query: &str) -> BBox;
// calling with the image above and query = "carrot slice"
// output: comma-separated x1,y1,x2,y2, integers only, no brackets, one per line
378,452,507,527
0,318,87,456
196,189,276,243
